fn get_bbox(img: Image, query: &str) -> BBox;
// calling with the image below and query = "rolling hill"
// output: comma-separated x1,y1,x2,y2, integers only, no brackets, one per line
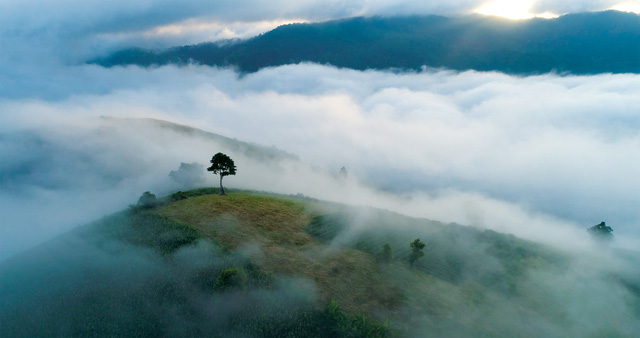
2,188,639,336
92,11,640,75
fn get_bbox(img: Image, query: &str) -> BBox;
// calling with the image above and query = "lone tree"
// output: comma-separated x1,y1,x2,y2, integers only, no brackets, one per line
409,238,426,266
207,152,236,195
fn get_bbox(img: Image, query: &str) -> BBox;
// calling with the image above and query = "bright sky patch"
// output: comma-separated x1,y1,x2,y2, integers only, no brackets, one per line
611,1,640,14
474,0,559,19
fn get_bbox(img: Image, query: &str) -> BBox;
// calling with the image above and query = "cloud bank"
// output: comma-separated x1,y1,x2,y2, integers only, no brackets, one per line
1,0,638,258
1,3,638,337
1,62,639,258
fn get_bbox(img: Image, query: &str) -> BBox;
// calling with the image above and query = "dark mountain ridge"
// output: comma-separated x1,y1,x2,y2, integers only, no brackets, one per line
92,11,640,75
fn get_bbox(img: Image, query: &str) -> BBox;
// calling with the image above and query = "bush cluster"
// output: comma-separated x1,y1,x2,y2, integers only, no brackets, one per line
214,267,248,292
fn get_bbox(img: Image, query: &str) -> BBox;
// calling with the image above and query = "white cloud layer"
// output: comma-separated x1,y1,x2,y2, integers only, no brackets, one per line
1,62,639,259
1,0,638,259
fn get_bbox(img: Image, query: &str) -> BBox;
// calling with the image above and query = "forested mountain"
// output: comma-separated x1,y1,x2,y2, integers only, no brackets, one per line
92,11,640,75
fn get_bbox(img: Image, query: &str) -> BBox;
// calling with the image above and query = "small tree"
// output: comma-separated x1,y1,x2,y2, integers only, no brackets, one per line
409,238,425,266
380,243,393,263
137,191,157,209
214,267,247,292
207,152,236,195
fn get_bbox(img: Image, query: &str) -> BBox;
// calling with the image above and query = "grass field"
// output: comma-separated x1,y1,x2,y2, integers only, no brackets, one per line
146,189,577,336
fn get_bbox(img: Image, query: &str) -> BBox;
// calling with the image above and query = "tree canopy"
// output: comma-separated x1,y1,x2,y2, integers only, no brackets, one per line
207,152,236,195
409,238,426,266
137,191,157,209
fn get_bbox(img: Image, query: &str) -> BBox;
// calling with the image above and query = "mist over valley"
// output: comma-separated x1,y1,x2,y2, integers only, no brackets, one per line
1,1,639,336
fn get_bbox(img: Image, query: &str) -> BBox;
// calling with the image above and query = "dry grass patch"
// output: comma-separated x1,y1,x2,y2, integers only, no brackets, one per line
156,193,405,317
157,193,313,249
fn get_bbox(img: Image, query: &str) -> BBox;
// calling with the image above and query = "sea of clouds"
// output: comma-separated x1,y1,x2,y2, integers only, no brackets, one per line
1,0,638,259
2,63,639,258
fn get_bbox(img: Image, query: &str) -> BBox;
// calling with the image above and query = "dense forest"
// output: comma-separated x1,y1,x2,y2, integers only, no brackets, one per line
92,11,640,75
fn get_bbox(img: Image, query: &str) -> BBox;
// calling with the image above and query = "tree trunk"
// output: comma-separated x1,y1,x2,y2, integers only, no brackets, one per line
219,175,226,195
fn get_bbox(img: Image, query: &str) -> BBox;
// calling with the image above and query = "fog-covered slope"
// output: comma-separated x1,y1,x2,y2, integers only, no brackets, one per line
2,189,639,336
93,11,640,75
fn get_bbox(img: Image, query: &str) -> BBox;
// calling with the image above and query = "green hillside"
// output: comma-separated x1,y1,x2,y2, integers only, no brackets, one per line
2,188,639,337
156,193,404,316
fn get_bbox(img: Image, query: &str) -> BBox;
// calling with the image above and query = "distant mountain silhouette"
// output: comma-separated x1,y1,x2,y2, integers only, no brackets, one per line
92,11,640,75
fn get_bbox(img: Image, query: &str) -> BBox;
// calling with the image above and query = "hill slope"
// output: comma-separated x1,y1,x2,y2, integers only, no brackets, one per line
2,189,639,336
92,11,640,75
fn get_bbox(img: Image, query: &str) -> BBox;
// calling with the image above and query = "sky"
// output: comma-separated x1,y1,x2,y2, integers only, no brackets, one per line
1,0,638,63
1,1,639,259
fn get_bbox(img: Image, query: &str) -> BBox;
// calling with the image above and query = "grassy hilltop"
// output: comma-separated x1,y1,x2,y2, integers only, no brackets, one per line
2,188,639,337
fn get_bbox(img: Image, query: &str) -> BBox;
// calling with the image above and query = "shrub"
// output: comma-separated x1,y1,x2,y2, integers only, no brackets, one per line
137,191,157,209
323,299,392,337
170,191,188,201
409,238,425,266
214,267,248,292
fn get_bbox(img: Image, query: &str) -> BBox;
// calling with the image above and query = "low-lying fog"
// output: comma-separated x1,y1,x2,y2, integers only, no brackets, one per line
1,0,639,260
1,3,639,337
1,63,639,258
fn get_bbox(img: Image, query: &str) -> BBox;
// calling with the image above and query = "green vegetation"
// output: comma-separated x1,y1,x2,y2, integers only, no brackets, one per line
88,209,201,255
207,152,237,195
170,187,220,201
6,187,638,337
306,213,347,242
137,191,157,209
323,299,392,337
147,189,580,335
409,239,425,267
214,267,248,291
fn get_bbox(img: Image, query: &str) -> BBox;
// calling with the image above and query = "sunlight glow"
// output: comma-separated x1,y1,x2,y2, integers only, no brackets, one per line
535,12,560,19
611,1,640,14
474,0,559,20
